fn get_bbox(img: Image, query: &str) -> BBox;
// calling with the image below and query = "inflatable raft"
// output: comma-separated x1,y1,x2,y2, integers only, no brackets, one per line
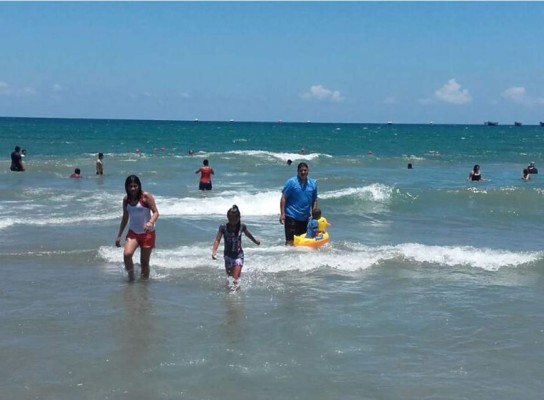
293,232,330,248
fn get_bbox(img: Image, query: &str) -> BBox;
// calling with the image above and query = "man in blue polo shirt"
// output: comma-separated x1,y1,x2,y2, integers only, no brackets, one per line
279,162,318,245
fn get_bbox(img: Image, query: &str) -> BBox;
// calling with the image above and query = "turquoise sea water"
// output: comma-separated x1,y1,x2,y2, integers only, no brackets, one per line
1,117,543,399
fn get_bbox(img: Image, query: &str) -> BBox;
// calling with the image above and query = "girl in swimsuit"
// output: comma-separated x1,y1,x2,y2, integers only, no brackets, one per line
211,205,260,290
115,175,159,281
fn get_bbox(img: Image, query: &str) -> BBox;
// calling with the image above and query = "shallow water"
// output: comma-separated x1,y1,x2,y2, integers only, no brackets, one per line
1,118,544,399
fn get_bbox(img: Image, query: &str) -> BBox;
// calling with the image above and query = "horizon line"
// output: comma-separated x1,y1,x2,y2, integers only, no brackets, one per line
1,115,544,127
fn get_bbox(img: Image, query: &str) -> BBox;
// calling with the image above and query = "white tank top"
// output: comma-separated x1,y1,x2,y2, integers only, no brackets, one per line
127,197,153,234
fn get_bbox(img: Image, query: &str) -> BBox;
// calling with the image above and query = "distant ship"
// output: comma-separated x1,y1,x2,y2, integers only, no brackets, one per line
484,121,498,126
514,121,522,126
540,121,544,126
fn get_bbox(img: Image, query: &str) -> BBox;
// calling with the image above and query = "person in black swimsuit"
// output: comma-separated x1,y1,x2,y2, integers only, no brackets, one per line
527,162,538,174
10,146,25,172
468,164,482,181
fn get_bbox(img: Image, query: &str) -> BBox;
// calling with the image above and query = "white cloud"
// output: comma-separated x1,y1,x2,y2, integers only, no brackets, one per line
0,82,36,97
0,81,9,95
502,86,544,105
20,87,36,96
301,84,344,103
434,79,472,105
381,96,397,105
52,84,63,92
418,98,434,105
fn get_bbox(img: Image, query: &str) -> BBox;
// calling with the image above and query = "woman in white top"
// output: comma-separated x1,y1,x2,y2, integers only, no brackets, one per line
115,175,159,281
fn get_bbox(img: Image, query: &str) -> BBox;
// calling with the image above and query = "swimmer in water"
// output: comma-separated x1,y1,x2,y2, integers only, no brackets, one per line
195,159,214,190
467,164,482,181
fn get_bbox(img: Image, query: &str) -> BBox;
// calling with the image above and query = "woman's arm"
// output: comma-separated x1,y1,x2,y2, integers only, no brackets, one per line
115,199,129,247
211,229,223,259
143,192,159,232
244,227,261,246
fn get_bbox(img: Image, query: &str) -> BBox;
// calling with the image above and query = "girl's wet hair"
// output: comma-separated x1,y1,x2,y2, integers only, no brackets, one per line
227,204,240,218
125,175,143,199
227,205,241,231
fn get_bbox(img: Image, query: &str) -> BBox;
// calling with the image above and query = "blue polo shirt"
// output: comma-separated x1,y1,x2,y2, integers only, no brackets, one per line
282,176,318,221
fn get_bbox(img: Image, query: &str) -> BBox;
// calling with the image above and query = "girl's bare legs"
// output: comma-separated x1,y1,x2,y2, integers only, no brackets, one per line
140,247,153,280
231,265,242,288
123,238,139,281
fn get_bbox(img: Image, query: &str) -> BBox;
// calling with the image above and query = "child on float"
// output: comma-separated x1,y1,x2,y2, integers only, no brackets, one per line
305,208,331,239
211,205,260,290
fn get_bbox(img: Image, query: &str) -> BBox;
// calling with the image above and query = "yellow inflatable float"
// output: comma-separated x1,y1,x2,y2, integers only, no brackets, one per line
293,232,330,248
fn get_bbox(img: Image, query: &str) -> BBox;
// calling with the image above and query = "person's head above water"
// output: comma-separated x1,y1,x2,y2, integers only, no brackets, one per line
227,205,241,227
124,175,143,199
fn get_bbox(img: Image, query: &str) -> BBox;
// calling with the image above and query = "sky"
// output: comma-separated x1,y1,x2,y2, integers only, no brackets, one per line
1,1,543,124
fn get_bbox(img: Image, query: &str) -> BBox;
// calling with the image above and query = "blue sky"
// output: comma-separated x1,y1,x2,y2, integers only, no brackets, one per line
1,2,543,124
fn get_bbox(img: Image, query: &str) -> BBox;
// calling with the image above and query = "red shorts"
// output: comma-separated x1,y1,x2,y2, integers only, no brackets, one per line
127,230,156,248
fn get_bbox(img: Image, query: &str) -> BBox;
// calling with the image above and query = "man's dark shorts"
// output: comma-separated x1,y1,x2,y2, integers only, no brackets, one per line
284,216,308,242
199,182,212,190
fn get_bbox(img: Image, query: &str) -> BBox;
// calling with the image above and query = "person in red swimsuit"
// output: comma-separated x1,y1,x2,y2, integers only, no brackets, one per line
195,159,214,190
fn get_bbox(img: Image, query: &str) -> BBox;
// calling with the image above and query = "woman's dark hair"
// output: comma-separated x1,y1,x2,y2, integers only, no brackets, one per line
473,164,480,171
203,159,209,166
125,175,142,199
227,204,241,232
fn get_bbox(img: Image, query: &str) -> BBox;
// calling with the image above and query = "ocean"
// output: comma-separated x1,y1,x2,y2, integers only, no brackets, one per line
1,117,543,399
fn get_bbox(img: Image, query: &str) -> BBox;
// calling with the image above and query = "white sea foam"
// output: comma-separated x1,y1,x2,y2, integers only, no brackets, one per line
157,184,391,218
395,243,541,271
97,241,542,275
0,218,16,229
0,184,398,230
222,150,327,163
156,191,280,217
320,184,394,202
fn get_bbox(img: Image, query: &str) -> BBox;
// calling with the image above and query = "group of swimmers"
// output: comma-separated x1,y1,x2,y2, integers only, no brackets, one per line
70,153,104,178
467,161,538,182
10,146,535,289
115,161,327,290
114,174,260,290
9,145,105,177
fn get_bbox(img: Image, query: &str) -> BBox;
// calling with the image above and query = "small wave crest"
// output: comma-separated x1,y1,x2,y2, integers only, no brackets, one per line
321,183,393,202
223,150,327,163
97,242,542,274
